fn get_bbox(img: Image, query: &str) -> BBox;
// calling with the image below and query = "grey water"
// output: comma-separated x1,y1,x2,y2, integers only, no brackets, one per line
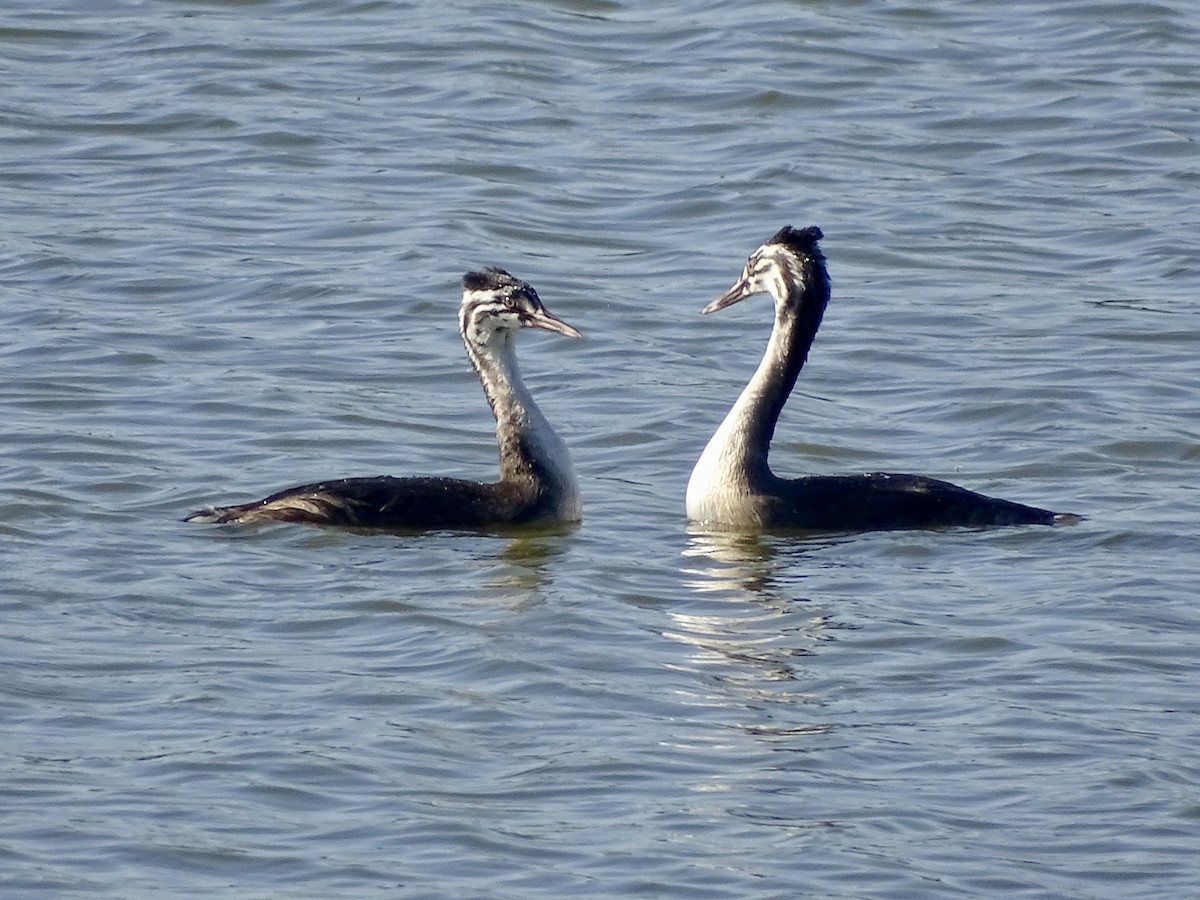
3,0,1200,896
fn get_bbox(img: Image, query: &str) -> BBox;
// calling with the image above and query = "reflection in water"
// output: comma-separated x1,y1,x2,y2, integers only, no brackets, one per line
682,528,781,595
671,529,840,731
664,528,837,810
474,530,574,605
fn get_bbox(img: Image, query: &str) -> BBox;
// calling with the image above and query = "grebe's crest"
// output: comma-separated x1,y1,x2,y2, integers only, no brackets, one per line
767,225,823,258
462,266,528,295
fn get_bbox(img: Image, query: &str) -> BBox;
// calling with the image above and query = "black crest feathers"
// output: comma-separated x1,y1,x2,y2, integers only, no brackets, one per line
768,225,824,256
462,267,517,292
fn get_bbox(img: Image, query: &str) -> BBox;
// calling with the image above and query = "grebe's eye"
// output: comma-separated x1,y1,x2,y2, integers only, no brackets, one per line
503,295,517,309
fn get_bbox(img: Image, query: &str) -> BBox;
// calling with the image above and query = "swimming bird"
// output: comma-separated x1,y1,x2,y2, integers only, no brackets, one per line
686,225,1076,532
186,268,582,530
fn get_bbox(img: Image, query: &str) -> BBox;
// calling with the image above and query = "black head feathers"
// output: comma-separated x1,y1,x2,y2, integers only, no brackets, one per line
462,267,519,292
767,225,824,257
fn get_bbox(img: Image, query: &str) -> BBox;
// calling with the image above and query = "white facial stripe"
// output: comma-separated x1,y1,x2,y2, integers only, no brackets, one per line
461,295,524,346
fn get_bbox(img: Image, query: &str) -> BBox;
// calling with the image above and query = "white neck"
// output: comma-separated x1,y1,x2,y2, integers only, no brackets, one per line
465,333,581,520
686,299,803,525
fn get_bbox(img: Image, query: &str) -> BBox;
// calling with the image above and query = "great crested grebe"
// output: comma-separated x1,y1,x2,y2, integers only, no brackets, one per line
686,225,1077,532
186,268,582,530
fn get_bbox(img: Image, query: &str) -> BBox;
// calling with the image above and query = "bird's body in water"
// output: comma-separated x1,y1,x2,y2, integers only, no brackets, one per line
186,269,582,531
686,225,1078,533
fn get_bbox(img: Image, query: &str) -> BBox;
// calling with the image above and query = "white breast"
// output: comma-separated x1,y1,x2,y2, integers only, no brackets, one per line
686,414,759,526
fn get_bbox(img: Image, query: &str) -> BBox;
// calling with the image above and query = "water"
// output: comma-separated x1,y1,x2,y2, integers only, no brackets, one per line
3,0,1200,896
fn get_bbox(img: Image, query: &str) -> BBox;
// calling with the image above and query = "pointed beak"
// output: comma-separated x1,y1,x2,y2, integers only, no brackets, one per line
524,307,583,339
702,278,753,314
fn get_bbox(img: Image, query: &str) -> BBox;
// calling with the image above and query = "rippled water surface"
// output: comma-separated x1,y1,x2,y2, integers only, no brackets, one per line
4,1,1200,896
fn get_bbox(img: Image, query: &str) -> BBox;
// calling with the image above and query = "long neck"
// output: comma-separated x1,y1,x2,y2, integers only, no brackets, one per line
463,334,578,495
697,281,825,486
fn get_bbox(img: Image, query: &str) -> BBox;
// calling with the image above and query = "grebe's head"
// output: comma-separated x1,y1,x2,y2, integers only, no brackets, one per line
459,268,582,348
703,225,827,315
